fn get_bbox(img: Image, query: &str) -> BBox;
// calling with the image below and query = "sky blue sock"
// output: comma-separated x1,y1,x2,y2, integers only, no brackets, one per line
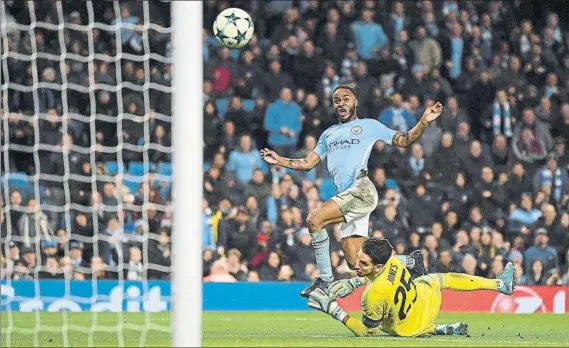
311,229,334,282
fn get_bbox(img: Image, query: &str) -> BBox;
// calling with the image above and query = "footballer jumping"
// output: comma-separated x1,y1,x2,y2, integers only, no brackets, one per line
306,238,516,337
261,85,442,296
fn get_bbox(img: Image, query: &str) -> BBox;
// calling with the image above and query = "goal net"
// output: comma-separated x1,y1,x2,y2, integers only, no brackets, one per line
1,0,201,346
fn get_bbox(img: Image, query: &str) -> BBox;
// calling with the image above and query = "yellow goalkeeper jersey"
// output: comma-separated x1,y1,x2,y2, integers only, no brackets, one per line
360,255,442,337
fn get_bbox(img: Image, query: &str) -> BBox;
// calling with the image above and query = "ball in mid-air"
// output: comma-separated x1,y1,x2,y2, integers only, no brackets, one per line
213,8,254,49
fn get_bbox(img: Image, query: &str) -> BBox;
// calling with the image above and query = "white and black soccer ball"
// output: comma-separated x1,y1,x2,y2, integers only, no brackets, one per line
213,8,254,49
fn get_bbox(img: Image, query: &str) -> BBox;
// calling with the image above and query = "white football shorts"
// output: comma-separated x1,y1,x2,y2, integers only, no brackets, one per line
330,175,378,239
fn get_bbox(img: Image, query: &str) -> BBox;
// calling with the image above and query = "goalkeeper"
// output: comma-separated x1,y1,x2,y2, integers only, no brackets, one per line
312,238,516,337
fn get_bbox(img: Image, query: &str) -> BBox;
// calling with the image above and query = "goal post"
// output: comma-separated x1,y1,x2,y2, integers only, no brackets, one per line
1,0,203,346
171,1,203,346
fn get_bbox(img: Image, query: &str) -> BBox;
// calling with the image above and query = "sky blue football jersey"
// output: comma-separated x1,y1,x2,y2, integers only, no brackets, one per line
312,118,397,192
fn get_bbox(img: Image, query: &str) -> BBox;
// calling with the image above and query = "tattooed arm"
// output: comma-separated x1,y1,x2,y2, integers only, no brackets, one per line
391,102,444,148
391,118,430,148
260,148,321,171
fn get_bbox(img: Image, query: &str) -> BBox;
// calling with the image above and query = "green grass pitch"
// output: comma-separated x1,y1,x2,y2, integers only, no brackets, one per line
1,312,568,347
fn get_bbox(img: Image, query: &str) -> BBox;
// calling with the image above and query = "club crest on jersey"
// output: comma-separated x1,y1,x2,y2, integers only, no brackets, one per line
351,126,362,135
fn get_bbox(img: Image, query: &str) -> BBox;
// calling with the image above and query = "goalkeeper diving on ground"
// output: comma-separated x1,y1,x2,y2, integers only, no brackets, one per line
261,85,442,296
306,238,516,337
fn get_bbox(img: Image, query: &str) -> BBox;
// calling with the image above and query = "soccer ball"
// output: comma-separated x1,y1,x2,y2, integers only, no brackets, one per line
213,8,254,49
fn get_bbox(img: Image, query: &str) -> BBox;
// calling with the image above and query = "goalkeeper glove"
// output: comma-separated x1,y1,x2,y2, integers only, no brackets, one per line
329,277,366,298
307,288,348,322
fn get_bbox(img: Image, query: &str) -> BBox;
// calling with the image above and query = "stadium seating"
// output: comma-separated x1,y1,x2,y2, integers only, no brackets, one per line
157,162,173,177
215,98,255,119
128,162,154,176
105,161,124,176
215,98,230,119
123,176,144,195
2,172,32,197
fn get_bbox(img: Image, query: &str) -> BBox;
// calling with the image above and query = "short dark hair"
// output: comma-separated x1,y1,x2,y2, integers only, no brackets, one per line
362,237,393,266
333,84,358,99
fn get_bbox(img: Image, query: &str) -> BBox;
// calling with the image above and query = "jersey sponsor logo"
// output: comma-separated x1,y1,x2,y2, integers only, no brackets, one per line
327,139,360,152
351,126,362,135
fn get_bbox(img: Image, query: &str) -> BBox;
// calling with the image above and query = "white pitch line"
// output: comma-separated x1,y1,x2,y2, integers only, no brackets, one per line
203,317,328,322
206,332,566,346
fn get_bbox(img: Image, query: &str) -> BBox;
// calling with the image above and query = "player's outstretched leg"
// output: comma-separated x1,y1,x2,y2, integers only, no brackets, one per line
496,261,515,295
434,323,469,336
300,200,345,298
438,262,515,295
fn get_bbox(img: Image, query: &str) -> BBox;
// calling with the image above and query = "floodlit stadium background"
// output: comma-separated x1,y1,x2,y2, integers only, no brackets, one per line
1,0,569,346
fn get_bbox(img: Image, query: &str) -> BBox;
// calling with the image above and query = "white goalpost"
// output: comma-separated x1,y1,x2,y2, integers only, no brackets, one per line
1,0,202,346
171,1,203,346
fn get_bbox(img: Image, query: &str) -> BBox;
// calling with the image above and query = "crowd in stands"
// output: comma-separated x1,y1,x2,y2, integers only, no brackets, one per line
1,0,569,286
1,0,172,280
201,0,569,285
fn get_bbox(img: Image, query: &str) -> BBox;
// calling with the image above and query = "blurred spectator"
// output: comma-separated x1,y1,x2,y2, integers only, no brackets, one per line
379,94,415,133
264,87,302,158
202,249,215,277
17,199,54,249
374,205,405,243
247,270,261,282
203,101,224,161
259,251,282,281
244,169,271,203
491,90,517,140
526,259,547,285
475,167,506,222
203,259,237,282
409,183,436,233
401,65,430,100
263,60,294,103
508,193,542,233
552,104,569,140
461,253,479,276
318,22,348,74
218,207,256,260
285,227,313,277
278,264,295,281
438,97,469,135
409,26,442,72
148,230,171,280
225,96,249,136
113,4,143,52
533,154,568,202
524,228,559,276
505,162,533,202
301,94,334,139
491,135,512,171
293,41,325,94
226,134,266,185
461,141,494,185
430,249,453,273
351,9,387,60
207,47,237,95
226,248,247,281
514,109,553,152
552,213,569,264
401,144,427,180
233,50,263,99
